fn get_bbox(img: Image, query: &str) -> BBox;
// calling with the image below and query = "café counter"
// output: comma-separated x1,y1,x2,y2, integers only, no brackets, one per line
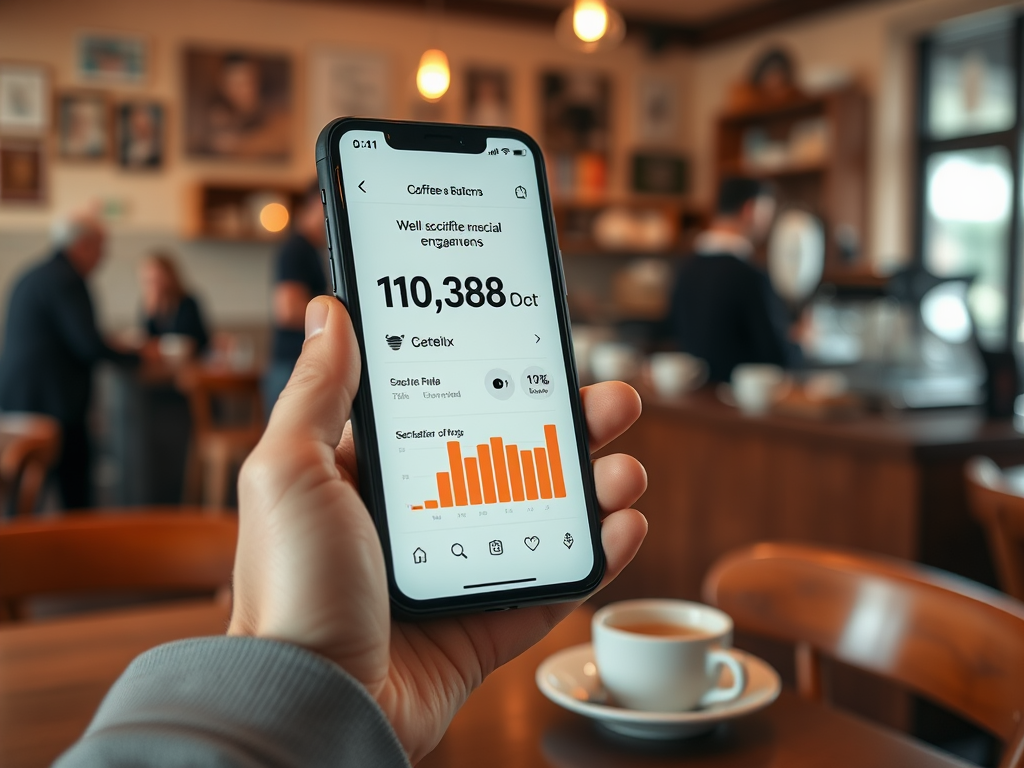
596,388,1024,608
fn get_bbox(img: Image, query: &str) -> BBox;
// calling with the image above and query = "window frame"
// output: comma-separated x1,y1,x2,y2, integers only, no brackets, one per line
915,14,1024,352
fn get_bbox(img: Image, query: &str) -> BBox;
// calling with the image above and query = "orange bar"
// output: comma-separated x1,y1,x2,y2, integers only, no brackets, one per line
411,505,423,510
535,448,553,499
520,450,539,500
491,437,511,502
425,500,439,509
437,472,454,508
448,441,469,507
477,444,497,504
544,425,567,498
465,457,483,506
505,445,525,502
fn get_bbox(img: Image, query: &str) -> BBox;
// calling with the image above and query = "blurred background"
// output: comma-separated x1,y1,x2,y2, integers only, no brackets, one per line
4,0,1024,763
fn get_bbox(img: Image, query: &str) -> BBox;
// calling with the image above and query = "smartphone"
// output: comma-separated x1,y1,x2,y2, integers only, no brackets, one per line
316,118,604,618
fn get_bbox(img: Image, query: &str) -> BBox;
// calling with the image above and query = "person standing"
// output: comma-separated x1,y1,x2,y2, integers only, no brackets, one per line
264,183,328,416
0,214,139,508
664,177,801,383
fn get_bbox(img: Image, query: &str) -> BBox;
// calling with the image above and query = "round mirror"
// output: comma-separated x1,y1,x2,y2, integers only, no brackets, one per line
767,209,825,304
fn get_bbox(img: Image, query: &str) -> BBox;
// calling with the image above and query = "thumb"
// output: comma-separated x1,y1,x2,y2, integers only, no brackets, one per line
264,296,361,451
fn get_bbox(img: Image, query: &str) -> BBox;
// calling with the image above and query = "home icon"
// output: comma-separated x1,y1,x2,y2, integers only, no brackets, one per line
413,547,427,564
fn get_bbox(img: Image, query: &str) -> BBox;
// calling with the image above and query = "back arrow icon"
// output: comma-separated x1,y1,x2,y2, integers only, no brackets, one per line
358,180,366,193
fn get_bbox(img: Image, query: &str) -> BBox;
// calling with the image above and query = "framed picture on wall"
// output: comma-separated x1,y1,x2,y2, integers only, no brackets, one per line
0,62,49,134
116,101,164,169
541,71,610,153
0,137,46,203
57,91,111,160
635,75,679,145
184,47,292,161
465,68,510,126
77,34,147,84
308,48,389,143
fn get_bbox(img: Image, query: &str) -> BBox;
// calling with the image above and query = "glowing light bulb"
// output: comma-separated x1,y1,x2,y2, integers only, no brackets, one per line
259,202,289,233
417,49,450,101
573,0,609,43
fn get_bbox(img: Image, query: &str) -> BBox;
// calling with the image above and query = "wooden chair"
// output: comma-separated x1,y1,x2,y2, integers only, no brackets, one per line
967,457,1024,601
702,543,1024,768
0,413,61,518
178,367,264,508
0,511,237,622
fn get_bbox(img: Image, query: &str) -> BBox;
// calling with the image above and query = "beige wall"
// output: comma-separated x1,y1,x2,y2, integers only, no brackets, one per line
0,0,1016,332
0,0,690,329
686,0,1018,272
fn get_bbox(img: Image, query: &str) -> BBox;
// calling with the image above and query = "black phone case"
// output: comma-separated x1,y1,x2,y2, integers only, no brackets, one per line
315,117,605,619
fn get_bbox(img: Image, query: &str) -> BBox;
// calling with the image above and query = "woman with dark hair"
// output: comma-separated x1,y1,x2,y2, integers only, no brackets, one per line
140,253,209,355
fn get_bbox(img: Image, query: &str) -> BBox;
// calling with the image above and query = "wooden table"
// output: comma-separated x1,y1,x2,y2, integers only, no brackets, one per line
0,598,970,768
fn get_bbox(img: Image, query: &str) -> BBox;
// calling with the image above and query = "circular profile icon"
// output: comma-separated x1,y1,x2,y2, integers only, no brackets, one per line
485,368,515,400
386,334,404,351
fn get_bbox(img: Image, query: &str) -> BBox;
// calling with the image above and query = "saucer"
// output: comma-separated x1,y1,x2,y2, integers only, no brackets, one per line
535,643,780,740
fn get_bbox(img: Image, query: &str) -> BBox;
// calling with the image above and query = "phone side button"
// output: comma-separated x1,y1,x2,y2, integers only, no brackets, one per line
324,218,332,252
328,255,339,295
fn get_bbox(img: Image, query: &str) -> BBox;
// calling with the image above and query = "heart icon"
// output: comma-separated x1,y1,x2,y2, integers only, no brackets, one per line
524,536,540,551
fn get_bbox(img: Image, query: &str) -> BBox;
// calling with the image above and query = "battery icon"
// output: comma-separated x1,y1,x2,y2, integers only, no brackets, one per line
512,149,526,156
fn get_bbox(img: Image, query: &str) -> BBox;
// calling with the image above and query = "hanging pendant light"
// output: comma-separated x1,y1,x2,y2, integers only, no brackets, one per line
417,48,450,101
556,0,625,53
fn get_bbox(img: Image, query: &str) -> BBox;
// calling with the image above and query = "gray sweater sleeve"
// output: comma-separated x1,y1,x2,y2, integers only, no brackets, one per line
54,636,411,768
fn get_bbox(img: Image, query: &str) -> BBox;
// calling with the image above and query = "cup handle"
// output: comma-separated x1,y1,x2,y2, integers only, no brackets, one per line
699,649,747,707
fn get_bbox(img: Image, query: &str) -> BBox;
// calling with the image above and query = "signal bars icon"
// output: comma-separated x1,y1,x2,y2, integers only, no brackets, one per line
488,148,500,156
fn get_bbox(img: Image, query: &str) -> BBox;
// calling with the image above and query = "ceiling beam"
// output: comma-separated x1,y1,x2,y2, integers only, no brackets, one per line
305,0,877,48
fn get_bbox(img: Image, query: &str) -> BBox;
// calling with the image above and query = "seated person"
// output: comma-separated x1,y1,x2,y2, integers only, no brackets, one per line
139,252,209,355
664,177,800,383
55,298,649,766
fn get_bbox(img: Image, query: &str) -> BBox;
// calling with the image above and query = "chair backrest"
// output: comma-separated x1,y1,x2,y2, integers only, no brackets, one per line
967,457,1024,601
177,366,263,436
0,512,237,604
0,413,61,518
703,542,1024,760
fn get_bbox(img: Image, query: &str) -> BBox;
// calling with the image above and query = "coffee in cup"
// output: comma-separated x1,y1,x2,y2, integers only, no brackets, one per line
592,599,747,712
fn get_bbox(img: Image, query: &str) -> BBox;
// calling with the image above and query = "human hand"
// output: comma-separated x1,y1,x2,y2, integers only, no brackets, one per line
229,297,648,762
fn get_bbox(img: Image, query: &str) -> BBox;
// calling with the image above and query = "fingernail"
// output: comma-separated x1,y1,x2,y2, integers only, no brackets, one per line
305,300,329,340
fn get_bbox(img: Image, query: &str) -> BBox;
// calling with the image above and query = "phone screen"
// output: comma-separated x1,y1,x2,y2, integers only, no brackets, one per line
337,129,598,603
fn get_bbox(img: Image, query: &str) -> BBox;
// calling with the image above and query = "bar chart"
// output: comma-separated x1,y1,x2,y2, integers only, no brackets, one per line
411,424,567,510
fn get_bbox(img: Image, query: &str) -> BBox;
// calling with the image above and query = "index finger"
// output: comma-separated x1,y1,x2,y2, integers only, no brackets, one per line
582,381,642,454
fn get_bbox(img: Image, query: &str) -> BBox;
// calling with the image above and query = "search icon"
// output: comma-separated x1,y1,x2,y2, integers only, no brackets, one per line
451,543,468,559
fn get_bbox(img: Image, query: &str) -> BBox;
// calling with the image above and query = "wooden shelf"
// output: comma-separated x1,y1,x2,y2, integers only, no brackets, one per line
184,181,306,242
716,85,869,271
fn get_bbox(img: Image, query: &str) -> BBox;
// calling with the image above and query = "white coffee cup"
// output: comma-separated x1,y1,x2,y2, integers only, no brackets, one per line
647,352,708,398
590,342,640,382
731,363,787,415
592,599,747,712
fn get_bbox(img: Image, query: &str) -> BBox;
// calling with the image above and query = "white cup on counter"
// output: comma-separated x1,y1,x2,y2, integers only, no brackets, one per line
731,364,787,415
647,352,708,398
590,342,641,383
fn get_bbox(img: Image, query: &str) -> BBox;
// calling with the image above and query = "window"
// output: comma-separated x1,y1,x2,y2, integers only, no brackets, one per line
918,10,1021,352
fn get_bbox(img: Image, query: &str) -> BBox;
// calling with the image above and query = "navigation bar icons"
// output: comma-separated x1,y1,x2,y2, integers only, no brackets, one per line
413,547,427,564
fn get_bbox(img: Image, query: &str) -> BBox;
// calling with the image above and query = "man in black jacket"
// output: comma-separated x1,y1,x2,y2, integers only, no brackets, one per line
665,177,801,383
0,215,138,509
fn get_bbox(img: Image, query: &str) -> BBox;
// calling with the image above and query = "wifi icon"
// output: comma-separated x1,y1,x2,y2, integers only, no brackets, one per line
501,148,510,155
